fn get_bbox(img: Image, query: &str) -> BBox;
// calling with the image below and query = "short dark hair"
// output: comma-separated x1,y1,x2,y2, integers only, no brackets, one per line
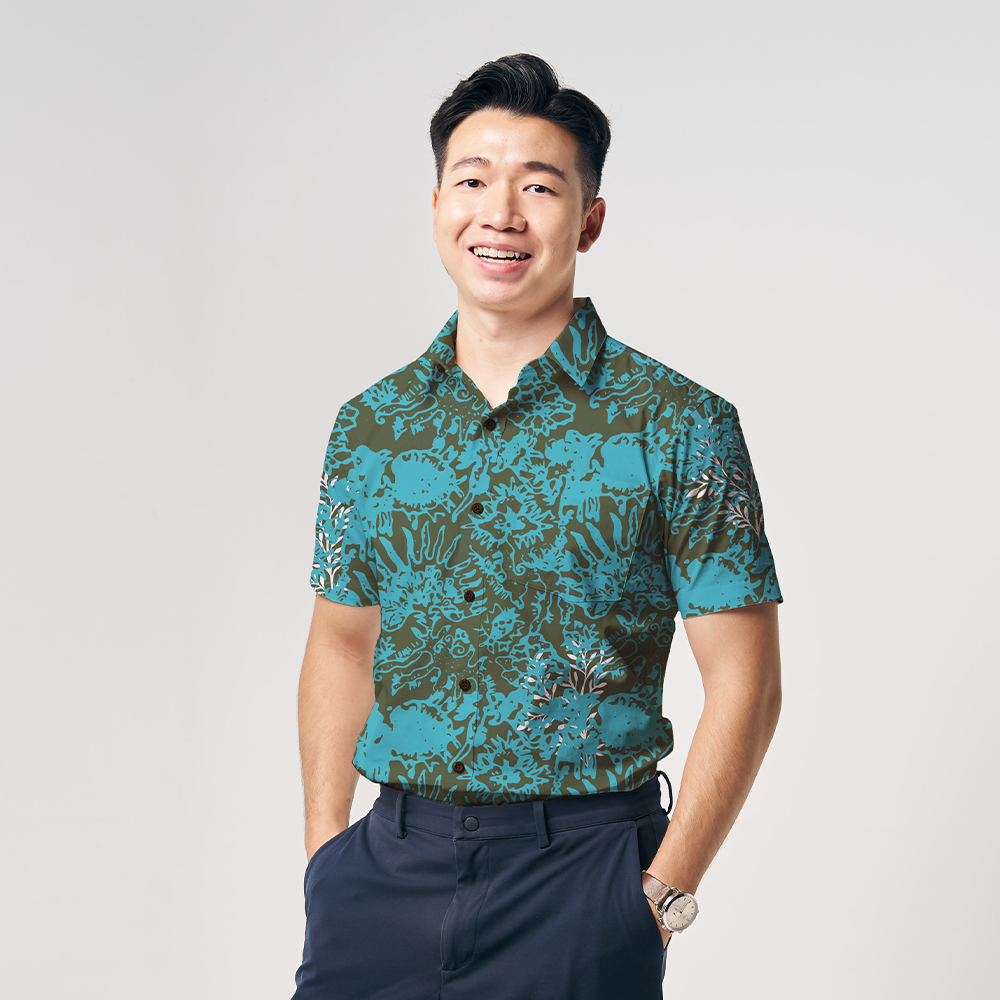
430,53,611,209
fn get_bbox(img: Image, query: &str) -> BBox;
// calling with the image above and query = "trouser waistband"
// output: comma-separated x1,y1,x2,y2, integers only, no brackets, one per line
373,770,673,848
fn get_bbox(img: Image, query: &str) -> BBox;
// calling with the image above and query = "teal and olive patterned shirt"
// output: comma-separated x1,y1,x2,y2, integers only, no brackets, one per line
311,298,782,805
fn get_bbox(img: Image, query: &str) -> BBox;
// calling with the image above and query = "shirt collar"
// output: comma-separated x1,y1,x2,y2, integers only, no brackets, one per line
423,310,459,374
542,297,607,387
421,297,607,389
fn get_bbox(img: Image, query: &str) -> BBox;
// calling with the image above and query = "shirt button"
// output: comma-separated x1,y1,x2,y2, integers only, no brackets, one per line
453,761,466,774
471,502,484,515
463,816,480,831
459,678,472,691
432,364,444,378
483,417,496,431
463,589,476,603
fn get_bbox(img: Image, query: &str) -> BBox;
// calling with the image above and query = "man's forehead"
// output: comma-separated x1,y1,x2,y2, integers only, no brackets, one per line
444,111,579,179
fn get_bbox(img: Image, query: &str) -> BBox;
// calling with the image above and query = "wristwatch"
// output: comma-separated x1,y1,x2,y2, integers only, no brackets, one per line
641,870,699,933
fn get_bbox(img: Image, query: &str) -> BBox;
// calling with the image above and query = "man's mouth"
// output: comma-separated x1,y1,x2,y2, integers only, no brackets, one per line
471,246,531,261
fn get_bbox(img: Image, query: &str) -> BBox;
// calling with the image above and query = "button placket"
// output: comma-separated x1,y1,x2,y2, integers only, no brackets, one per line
466,422,494,760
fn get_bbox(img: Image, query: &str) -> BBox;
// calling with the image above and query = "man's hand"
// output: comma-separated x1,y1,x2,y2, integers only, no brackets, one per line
646,897,672,948
306,824,351,864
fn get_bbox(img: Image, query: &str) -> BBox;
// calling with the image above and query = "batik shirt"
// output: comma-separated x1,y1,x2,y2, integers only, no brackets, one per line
311,298,782,805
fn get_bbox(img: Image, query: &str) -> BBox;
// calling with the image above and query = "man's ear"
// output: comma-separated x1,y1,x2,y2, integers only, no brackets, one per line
578,197,606,253
431,186,440,244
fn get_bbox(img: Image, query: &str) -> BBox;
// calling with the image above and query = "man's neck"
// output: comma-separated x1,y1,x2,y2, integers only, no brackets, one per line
453,291,584,410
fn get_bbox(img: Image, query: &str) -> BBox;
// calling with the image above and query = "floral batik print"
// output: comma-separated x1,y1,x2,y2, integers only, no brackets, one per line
311,298,782,805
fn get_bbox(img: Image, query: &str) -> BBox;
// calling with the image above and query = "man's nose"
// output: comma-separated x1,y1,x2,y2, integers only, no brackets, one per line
477,184,525,231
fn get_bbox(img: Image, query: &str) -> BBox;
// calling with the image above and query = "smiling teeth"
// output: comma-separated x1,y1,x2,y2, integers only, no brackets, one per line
473,247,530,260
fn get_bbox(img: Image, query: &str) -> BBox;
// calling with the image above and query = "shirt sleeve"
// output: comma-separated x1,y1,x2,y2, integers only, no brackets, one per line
310,404,380,606
662,395,782,618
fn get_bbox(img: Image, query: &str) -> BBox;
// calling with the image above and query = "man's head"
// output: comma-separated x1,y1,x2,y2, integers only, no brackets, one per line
430,54,611,320
430,54,611,212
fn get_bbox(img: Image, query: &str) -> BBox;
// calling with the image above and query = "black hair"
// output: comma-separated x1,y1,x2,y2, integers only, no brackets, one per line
430,53,611,209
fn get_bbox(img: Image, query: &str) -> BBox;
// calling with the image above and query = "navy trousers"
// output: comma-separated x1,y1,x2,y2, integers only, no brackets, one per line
292,771,673,1000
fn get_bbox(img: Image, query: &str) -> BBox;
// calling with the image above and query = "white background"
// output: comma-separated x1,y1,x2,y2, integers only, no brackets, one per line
2,2,997,997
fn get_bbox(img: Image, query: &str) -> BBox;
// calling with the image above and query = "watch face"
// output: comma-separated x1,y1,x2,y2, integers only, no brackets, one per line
664,894,699,932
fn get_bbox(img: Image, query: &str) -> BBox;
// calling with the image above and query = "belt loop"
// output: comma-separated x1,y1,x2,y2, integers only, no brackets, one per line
533,799,550,849
656,769,674,816
395,788,407,838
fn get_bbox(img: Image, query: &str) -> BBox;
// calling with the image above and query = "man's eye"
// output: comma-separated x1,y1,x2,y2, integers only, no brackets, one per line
527,184,551,194
460,179,482,188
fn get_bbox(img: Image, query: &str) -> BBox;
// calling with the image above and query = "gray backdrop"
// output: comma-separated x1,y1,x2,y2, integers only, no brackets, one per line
2,2,997,997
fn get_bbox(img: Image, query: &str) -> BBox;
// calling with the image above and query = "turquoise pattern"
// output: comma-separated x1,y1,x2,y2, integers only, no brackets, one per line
311,299,782,804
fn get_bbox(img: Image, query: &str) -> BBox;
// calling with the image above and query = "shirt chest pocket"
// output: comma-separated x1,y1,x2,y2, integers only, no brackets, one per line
501,484,651,604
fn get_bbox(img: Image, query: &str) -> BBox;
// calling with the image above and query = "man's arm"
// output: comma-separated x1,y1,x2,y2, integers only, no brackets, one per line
644,601,782,930
298,594,381,861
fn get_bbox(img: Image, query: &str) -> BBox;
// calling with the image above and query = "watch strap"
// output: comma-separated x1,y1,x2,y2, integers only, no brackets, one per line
640,870,680,911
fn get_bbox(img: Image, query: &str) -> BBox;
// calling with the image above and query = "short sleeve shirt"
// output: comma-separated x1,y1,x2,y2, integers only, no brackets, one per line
311,298,782,805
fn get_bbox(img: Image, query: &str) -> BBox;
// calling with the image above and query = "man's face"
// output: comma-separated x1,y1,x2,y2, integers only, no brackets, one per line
432,109,605,319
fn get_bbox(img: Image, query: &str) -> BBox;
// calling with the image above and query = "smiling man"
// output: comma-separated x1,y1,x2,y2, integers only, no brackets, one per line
292,54,783,1000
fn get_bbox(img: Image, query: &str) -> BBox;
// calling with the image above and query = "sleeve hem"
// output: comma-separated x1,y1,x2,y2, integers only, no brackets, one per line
310,585,379,608
679,594,783,620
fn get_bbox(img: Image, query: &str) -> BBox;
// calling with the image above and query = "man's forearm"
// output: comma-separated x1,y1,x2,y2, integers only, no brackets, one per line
647,657,781,894
298,632,376,860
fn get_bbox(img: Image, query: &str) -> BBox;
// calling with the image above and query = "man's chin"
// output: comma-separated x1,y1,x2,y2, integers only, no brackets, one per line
457,282,537,315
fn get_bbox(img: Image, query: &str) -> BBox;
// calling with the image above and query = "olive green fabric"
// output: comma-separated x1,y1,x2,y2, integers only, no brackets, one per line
312,299,781,804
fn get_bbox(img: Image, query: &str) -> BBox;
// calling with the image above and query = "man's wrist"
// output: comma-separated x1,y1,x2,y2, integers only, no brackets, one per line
641,870,700,933
305,818,349,859
643,863,699,898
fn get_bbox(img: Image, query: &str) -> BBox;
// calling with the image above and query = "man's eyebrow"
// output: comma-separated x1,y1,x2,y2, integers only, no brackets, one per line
449,156,491,172
523,160,568,184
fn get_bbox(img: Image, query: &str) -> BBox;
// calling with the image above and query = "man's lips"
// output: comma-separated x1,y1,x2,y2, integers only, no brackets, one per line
468,245,532,272
469,245,531,259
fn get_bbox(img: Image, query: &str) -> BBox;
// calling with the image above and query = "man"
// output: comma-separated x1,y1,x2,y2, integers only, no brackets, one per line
292,53,782,1000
